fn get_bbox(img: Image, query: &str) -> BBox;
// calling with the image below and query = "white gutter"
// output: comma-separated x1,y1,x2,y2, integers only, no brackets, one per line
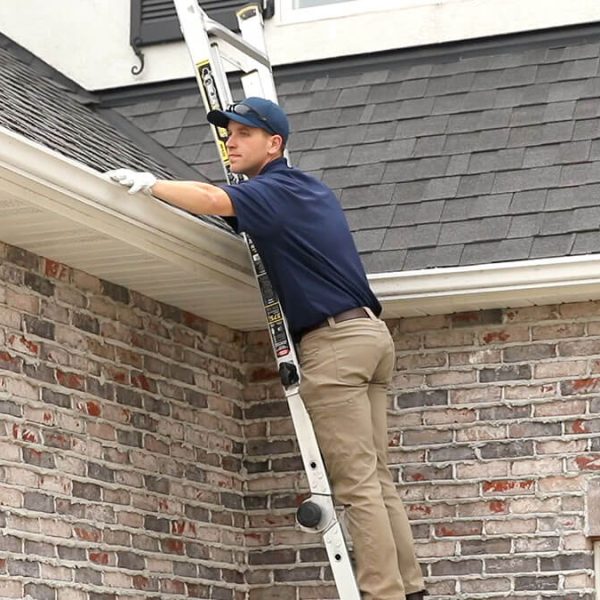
0,126,255,291
370,254,600,317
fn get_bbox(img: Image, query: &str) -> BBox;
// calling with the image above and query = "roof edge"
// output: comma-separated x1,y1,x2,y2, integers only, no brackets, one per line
5,127,600,323
372,255,600,318
0,125,254,289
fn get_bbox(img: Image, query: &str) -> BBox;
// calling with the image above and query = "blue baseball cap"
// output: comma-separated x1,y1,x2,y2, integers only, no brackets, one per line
207,97,289,142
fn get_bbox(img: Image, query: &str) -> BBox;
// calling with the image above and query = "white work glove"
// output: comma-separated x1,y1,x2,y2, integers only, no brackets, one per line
105,168,157,195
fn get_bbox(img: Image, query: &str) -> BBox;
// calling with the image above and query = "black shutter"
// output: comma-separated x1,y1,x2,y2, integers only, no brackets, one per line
131,0,252,46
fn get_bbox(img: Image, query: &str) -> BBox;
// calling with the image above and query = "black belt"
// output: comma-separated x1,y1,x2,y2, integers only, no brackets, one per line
300,307,369,340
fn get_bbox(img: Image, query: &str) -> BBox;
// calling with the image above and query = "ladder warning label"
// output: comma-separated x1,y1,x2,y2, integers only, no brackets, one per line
196,60,234,182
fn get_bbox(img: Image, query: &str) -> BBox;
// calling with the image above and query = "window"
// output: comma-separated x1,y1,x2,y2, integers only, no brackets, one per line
280,0,445,24
270,0,600,67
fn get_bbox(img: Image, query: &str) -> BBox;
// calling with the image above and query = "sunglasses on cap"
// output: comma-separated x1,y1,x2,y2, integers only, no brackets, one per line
227,102,277,135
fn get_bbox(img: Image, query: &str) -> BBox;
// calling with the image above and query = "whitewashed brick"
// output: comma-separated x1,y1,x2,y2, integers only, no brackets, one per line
534,360,588,378
485,518,536,534
0,580,23,598
57,588,87,600
510,457,563,476
414,539,456,558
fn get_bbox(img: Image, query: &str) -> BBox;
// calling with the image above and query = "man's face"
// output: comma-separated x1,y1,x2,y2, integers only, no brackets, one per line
226,120,282,177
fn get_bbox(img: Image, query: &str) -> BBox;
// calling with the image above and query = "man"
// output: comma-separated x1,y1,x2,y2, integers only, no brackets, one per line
107,97,426,600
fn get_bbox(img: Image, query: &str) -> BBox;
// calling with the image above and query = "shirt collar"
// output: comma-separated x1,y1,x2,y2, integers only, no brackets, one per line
258,157,289,175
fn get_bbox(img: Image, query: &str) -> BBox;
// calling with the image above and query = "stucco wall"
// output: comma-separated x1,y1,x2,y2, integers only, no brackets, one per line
2,0,600,90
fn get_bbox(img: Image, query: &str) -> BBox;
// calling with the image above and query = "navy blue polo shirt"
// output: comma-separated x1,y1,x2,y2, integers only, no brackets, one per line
222,158,381,339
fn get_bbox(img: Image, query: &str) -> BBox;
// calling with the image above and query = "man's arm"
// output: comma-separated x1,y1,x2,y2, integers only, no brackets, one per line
152,179,235,216
105,168,235,217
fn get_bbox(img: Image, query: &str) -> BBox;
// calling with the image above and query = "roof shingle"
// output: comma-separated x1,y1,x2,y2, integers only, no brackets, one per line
11,23,600,274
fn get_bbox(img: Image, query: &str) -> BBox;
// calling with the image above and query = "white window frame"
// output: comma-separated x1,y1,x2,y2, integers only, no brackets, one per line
279,0,454,25
268,0,600,68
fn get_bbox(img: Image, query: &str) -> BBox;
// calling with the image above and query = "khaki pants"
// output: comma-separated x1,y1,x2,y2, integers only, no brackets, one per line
299,312,424,600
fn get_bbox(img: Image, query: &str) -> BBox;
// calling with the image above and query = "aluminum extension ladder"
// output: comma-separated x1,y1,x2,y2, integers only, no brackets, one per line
171,2,361,598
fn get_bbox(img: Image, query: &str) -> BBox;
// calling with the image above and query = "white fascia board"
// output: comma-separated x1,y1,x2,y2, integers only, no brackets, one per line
370,255,600,317
0,126,255,291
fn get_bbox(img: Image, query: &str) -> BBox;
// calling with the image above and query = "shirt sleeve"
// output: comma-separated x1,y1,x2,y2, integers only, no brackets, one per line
221,178,282,237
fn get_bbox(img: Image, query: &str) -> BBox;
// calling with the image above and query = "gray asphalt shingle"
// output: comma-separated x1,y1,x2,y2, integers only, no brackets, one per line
0,44,175,178
345,205,395,231
0,37,231,236
461,238,534,265
9,23,600,274
573,231,600,254
392,200,445,227
530,234,575,258
341,184,395,208
382,223,441,251
508,214,542,238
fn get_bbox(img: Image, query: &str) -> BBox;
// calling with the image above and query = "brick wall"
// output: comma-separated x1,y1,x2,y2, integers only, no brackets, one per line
3,235,600,600
389,307,598,599
243,306,600,599
0,242,247,600
242,332,335,600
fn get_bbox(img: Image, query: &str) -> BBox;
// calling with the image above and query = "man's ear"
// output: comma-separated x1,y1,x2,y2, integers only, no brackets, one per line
268,134,284,155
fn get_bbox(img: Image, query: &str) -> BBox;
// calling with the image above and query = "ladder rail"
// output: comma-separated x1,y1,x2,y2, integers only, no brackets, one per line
234,5,329,499
171,2,362,598
206,15,270,68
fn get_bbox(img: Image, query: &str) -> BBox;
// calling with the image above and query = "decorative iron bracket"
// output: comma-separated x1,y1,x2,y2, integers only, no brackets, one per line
131,36,145,76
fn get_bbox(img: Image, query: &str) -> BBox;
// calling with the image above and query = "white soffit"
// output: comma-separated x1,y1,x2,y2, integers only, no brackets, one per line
0,126,267,331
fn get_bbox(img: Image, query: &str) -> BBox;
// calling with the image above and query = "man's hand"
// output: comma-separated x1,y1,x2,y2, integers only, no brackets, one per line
105,168,157,195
